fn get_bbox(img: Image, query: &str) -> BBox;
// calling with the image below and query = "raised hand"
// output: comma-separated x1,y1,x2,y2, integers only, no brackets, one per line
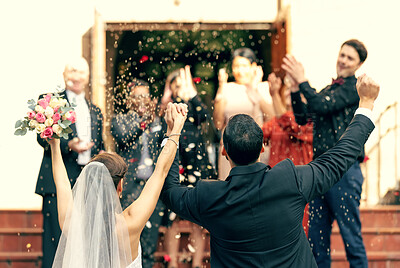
164,102,188,135
268,73,282,97
281,55,307,85
47,136,60,148
356,74,380,110
245,66,264,104
177,66,197,102
171,103,188,132
218,68,228,87
252,65,264,88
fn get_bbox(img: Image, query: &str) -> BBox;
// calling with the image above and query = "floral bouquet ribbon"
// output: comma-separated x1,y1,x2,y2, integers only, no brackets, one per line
15,92,76,139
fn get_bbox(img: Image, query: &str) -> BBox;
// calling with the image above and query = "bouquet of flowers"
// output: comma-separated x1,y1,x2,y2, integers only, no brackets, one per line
15,92,76,139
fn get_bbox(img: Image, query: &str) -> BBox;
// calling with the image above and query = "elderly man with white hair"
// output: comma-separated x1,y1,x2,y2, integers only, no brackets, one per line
35,57,104,268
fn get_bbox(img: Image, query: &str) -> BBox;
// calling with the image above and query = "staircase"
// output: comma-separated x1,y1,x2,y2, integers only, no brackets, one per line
1,207,399,268
331,206,400,268
0,210,42,268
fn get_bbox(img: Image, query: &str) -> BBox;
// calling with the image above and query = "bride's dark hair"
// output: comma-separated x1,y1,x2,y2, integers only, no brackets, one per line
89,153,127,189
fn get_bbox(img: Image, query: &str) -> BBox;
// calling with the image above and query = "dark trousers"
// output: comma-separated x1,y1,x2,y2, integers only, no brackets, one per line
308,161,368,268
41,195,61,268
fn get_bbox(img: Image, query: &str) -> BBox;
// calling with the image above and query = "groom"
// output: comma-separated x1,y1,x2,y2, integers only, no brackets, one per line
160,74,379,267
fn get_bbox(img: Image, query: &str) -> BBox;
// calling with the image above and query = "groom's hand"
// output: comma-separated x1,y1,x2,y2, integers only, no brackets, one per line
170,103,187,133
165,103,174,136
356,74,380,111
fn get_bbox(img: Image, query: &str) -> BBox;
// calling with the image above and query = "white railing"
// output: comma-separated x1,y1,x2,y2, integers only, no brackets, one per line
363,102,399,204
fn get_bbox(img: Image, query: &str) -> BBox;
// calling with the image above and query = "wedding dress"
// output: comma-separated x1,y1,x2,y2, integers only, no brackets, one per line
52,162,134,268
126,243,142,268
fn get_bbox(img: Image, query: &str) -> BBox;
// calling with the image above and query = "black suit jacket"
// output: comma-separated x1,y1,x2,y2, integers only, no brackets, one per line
161,114,374,267
291,76,364,160
35,90,104,196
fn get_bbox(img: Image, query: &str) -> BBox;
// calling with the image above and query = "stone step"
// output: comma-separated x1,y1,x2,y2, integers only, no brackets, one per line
331,251,400,268
0,211,42,229
0,252,41,268
359,206,400,228
0,228,42,253
331,226,400,252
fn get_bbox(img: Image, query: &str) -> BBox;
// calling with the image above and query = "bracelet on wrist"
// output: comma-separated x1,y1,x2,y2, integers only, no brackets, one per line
164,133,181,139
167,138,179,147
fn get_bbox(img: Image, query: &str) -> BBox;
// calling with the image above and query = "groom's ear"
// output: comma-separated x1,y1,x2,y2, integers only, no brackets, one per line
222,146,227,157
222,146,230,161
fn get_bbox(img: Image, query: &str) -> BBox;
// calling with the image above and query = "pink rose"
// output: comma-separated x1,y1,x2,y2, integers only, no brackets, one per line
38,98,49,109
35,113,46,123
54,106,60,113
27,111,36,120
52,113,61,122
67,111,76,124
40,127,53,139
44,94,52,103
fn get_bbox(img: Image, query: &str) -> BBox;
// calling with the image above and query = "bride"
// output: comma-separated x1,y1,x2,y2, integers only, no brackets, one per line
48,102,187,267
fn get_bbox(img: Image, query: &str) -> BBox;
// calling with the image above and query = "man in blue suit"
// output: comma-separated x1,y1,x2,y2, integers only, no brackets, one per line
160,74,379,267
35,58,104,268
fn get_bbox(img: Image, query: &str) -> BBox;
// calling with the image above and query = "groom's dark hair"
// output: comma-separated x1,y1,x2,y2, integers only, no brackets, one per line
90,153,128,188
223,114,263,165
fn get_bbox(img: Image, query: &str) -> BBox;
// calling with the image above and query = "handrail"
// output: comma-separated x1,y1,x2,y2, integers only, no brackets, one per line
364,102,398,204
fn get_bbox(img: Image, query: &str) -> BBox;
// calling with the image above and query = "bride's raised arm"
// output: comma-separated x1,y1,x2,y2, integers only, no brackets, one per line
48,138,73,230
123,102,187,233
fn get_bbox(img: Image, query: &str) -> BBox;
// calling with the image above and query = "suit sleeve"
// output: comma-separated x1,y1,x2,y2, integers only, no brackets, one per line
94,107,105,152
160,153,202,226
299,81,359,115
189,95,209,126
291,91,310,125
294,114,374,202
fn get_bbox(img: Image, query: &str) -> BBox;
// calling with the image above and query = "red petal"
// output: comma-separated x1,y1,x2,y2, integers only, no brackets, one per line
193,77,201,83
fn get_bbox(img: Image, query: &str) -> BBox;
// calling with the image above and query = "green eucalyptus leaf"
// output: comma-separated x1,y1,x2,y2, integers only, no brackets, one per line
64,127,73,134
15,120,22,128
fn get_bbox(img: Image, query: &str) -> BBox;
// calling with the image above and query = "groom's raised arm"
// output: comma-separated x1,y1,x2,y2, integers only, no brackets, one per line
295,74,379,202
160,150,202,226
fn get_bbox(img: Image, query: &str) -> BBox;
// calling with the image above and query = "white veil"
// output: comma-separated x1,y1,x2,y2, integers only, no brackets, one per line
53,162,132,268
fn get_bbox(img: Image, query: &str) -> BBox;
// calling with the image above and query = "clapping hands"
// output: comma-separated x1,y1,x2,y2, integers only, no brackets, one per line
281,55,307,85
268,73,282,97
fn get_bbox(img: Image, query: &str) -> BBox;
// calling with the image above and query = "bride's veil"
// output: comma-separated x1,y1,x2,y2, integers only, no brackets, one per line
53,162,132,268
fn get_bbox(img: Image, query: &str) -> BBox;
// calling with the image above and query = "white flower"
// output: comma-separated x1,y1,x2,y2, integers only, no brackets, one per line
49,98,59,108
36,124,46,133
63,111,71,120
61,99,68,106
29,120,39,129
35,105,45,114
52,124,63,135
45,118,54,127
45,106,54,118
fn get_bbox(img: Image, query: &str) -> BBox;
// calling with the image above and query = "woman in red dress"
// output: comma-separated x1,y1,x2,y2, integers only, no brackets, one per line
263,73,313,235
